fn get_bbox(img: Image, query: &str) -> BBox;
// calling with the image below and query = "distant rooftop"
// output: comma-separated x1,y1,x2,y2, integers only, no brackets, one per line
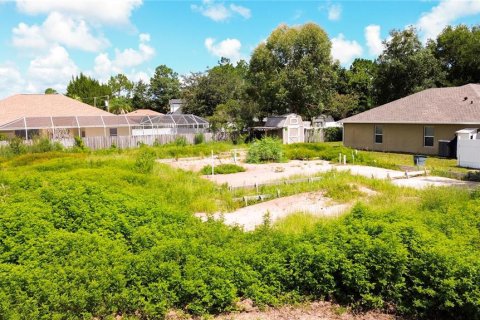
0,94,111,125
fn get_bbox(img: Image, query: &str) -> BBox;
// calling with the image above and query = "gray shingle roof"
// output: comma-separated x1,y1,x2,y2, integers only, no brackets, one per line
340,84,480,124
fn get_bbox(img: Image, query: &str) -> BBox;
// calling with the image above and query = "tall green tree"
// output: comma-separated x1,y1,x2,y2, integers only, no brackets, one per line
247,23,335,118
347,58,377,112
131,80,153,110
108,74,134,98
374,27,445,105
44,88,58,94
433,25,480,86
66,73,111,109
182,58,249,117
149,65,181,113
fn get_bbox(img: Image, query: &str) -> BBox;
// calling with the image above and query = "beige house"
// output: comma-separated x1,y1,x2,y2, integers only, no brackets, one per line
340,84,480,156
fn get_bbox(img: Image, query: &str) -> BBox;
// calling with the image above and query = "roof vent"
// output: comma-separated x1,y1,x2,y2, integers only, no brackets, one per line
471,101,474,104
464,97,468,101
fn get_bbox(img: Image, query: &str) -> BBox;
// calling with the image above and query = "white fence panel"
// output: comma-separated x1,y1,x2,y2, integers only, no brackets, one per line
457,139,480,169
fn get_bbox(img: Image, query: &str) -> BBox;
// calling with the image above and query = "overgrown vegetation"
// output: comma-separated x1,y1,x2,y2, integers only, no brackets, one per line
201,163,246,175
246,137,284,163
0,150,478,319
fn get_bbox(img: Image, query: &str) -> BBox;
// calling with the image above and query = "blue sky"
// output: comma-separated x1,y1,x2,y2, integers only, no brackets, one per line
0,0,479,99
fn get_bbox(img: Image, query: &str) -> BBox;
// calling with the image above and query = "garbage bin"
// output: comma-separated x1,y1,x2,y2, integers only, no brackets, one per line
413,155,427,166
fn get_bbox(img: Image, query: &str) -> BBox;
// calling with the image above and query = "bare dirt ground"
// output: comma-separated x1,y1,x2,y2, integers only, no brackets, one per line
165,301,395,320
160,156,478,190
164,156,478,230
196,192,350,231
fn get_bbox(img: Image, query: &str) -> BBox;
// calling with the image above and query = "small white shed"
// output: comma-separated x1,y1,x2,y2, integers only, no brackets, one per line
456,128,480,169
252,113,305,144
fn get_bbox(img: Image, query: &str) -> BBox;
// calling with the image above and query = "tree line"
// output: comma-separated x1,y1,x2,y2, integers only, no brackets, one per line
61,23,480,128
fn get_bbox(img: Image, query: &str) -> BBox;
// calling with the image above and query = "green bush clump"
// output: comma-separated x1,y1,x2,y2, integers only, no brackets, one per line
174,136,188,146
134,147,156,173
31,137,63,153
201,163,245,175
324,127,343,142
246,137,284,163
194,133,205,145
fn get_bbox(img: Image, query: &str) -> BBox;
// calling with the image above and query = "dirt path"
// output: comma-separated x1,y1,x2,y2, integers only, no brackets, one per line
162,156,478,190
196,192,350,231
166,301,395,320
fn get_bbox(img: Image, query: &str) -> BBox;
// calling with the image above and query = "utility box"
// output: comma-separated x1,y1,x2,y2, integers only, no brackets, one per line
438,140,452,158
413,155,427,167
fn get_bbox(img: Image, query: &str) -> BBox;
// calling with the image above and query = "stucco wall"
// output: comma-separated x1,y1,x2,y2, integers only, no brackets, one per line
343,123,474,155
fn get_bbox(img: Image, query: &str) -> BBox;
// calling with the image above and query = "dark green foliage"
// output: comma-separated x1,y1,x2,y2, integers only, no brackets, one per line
324,127,343,142
374,27,445,105
134,147,156,174
201,164,245,175
66,73,112,108
194,133,205,145
433,25,480,86
246,137,284,163
182,58,250,119
248,23,335,118
149,65,181,113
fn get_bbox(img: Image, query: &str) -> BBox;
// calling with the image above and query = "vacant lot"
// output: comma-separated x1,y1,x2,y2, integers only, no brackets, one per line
0,143,479,319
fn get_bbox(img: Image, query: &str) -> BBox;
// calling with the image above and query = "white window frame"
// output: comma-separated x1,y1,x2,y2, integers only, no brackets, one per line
290,117,299,125
424,126,434,147
374,125,383,144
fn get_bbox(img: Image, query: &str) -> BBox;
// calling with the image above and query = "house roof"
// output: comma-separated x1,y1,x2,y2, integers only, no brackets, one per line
0,94,112,125
341,84,480,124
126,109,163,116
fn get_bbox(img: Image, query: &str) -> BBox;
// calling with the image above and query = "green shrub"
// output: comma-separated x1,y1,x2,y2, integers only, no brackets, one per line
31,137,63,153
246,137,284,163
324,127,343,142
9,136,27,155
174,136,188,146
73,136,87,151
194,133,205,145
134,147,156,173
201,164,245,175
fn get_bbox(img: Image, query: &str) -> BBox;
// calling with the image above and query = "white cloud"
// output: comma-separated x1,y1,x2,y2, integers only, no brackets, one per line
93,33,155,80
0,63,25,98
364,24,384,56
331,33,363,65
328,4,342,21
205,37,242,62
15,0,142,25
230,4,251,19
416,0,480,41
27,45,79,93
12,12,109,52
191,1,251,21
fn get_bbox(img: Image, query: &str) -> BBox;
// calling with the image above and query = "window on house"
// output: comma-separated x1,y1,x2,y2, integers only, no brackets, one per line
109,128,118,137
81,130,86,138
290,117,299,125
424,126,434,147
374,125,383,144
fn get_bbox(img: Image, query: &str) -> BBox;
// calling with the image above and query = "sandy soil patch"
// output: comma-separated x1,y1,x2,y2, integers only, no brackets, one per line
166,301,395,320
161,156,479,190
196,192,350,231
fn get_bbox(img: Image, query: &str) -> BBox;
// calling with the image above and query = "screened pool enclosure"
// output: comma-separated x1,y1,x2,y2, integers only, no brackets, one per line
0,114,209,139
